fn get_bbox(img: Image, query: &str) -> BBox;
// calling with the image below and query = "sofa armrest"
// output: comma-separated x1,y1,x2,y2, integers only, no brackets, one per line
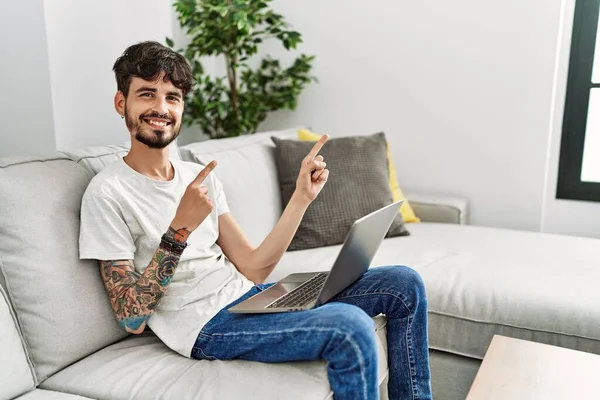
406,193,468,225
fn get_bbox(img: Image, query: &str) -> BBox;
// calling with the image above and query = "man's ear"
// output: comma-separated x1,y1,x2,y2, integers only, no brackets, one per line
114,91,126,117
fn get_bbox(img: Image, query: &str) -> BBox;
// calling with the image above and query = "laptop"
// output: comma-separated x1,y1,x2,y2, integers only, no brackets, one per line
228,200,404,314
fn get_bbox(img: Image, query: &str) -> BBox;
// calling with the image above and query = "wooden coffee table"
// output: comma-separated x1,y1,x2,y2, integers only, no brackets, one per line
466,335,600,399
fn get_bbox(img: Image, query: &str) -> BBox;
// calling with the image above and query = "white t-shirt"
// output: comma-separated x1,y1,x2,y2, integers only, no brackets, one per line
79,157,254,357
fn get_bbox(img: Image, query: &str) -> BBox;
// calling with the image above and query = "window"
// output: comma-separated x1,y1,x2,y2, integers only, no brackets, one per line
557,0,600,201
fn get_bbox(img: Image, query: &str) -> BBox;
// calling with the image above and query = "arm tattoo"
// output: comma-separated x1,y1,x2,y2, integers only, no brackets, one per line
100,236,185,333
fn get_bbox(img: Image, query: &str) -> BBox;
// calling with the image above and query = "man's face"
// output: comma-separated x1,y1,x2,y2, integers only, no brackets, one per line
122,74,184,149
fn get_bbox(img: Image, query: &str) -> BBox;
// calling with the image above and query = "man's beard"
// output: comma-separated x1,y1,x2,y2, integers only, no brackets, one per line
124,107,181,149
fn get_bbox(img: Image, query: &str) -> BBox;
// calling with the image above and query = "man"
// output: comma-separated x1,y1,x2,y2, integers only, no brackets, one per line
79,41,432,400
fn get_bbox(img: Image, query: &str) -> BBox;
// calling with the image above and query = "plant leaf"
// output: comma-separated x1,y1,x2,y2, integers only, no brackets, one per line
171,0,316,138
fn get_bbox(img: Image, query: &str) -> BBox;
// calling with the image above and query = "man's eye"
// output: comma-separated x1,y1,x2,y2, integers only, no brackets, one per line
141,93,152,98
168,96,180,102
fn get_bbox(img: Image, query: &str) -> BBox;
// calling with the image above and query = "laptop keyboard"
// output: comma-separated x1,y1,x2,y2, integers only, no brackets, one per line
266,273,329,309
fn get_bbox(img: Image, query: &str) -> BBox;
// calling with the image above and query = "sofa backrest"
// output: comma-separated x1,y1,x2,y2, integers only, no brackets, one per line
60,143,129,175
0,283,36,399
0,154,129,382
59,139,181,175
179,128,298,246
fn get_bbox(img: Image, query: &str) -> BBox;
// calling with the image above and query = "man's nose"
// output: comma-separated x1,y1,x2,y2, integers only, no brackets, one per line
154,97,169,115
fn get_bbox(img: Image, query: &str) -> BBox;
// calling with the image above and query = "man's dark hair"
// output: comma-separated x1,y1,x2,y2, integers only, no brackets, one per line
113,41,193,97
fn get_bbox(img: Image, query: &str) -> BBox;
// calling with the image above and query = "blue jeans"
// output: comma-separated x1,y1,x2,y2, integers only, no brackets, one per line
191,266,432,400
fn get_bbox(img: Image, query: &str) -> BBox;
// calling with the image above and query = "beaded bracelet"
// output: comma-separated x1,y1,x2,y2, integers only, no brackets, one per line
159,233,188,256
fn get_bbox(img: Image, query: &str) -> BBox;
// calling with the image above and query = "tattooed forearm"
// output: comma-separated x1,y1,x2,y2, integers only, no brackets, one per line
100,231,187,334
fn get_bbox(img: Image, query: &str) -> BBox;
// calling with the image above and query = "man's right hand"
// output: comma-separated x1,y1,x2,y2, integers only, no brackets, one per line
171,160,218,234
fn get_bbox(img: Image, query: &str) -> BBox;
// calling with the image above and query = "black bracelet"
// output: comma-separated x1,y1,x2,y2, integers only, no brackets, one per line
160,234,188,256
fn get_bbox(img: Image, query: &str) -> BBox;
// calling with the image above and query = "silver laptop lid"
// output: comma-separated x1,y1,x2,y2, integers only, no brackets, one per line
314,200,404,306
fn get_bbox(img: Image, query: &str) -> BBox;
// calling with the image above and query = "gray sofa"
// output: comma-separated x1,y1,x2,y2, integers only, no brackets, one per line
1,128,599,400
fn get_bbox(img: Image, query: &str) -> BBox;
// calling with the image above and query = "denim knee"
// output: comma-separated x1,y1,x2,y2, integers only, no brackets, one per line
379,265,428,311
323,303,378,352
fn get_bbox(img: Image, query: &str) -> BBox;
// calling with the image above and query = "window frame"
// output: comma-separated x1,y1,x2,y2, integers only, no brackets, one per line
557,0,600,201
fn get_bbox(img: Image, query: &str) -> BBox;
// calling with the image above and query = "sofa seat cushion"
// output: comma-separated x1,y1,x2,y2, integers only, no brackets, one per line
40,320,388,400
270,223,600,360
16,389,95,400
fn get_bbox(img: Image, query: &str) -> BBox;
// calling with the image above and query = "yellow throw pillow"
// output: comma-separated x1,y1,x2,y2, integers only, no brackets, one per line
297,129,420,223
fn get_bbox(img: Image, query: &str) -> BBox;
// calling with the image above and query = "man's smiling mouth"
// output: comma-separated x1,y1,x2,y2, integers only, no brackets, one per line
143,118,172,128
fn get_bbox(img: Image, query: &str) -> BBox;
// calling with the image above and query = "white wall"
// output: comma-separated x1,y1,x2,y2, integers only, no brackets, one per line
43,0,174,151
0,0,55,158
541,0,600,239
1,1,182,157
4,1,599,238
257,0,570,233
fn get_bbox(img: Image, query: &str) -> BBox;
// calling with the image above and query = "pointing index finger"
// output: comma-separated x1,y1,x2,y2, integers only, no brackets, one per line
192,160,217,185
307,134,329,160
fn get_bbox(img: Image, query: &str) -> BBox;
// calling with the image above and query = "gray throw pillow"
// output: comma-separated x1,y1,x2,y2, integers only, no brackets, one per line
271,132,409,251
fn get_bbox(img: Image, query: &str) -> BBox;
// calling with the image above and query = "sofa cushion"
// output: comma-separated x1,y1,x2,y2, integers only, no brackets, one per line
60,143,129,176
0,283,36,400
298,128,421,224
60,140,181,176
0,257,8,294
0,155,128,381
179,129,297,246
41,317,388,400
270,223,600,360
271,132,409,251
16,389,95,400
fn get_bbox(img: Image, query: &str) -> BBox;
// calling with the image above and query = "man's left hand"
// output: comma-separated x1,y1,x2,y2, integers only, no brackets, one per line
295,134,329,204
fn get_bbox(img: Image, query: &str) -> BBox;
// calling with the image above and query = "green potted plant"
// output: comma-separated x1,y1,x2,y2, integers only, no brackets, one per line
167,0,316,139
